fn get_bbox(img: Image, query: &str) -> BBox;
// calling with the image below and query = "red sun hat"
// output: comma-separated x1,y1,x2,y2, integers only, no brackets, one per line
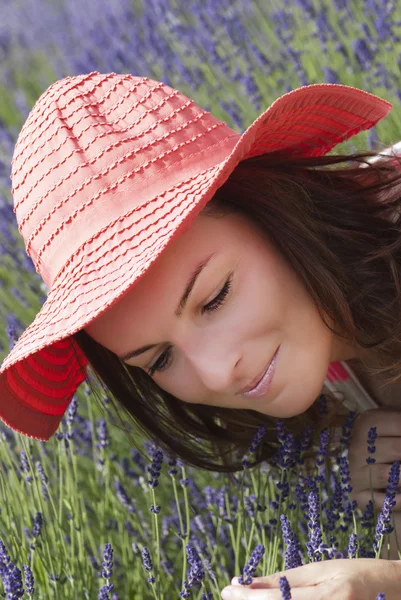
0,71,392,441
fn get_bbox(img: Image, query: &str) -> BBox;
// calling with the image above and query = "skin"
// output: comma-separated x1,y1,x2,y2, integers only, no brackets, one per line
85,210,401,595
84,210,358,418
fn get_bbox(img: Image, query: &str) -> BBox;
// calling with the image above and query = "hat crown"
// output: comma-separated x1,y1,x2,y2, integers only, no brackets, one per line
10,71,240,288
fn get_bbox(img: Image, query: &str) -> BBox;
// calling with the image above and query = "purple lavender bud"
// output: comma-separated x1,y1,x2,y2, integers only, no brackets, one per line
243,494,256,520
35,460,48,485
166,454,178,476
296,423,313,464
242,425,268,468
376,594,385,599
348,532,357,558
279,432,297,470
2,563,24,598
366,426,377,465
340,411,357,447
186,544,205,586
276,420,286,445
386,461,400,496
98,583,113,600
101,543,113,580
66,396,78,427
146,449,164,489
96,419,110,450
361,499,375,529
20,451,33,484
32,512,43,539
0,540,10,578
114,480,135,513
279,574,292,599
141,547,153,572
23,564,34,595
237,544,265,585
306,490,323,561
280,514,303,569
248,425,267,454
338,455,353,494
316,428,330,467
374,463,400,552
5,315,19,350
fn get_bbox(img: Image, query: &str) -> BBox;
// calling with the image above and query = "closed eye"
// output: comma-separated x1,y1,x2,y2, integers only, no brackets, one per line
147,273,233,377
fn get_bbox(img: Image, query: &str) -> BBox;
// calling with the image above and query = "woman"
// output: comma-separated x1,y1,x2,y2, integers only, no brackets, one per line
2,71,401,597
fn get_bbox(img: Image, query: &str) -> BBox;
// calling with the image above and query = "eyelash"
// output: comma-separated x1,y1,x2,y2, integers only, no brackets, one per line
147,274,233,377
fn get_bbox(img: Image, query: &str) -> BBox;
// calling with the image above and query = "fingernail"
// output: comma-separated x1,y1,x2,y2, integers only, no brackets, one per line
231,577,241,585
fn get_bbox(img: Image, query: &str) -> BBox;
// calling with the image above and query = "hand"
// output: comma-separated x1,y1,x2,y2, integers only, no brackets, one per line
348,408,401,513
221,558,401,599
348,408,401,560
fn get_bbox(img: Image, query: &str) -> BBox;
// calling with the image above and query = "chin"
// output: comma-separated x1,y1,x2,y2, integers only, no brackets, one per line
256,385,322,419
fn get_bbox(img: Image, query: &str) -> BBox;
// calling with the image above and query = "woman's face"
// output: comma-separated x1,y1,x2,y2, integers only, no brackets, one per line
84,209,356,418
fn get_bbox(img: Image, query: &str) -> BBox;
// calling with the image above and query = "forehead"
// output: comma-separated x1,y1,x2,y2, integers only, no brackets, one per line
83,211,248,352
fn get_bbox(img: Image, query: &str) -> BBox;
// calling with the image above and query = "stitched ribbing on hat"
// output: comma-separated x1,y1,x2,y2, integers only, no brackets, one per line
12,78,173,191
32,125,231,282
12,72,116,169
0,165,219,366
20,112,225,265
15,89,191,224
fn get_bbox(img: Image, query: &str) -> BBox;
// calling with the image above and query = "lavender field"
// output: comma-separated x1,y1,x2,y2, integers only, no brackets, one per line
0,0,401,598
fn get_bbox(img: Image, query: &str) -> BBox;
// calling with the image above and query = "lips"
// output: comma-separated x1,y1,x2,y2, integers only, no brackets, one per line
237,348,278,395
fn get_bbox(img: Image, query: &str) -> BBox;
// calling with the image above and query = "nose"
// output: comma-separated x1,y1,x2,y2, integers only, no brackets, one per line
186,339,240,395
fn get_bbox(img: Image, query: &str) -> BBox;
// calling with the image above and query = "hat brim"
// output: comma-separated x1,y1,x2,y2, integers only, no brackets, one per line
0,82,392,441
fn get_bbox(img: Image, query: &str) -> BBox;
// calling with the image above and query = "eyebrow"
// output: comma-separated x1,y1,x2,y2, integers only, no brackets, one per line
119,252,217,362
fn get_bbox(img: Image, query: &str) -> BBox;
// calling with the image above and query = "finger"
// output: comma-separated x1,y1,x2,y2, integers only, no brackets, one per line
221,585,320,599
349,436,401,469
353,489,401,512
352,409,401,442
350,461,401,493
240,561,335,588
369,436,401,466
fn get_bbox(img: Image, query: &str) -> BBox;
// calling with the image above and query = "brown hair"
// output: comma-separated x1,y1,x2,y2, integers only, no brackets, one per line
72,144,401,474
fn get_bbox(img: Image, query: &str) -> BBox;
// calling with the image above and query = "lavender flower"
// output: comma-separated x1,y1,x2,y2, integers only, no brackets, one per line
295,423,313,465
339,411,357,448
147,450,164,489
366,426,377,465
19,451,32,483
23,564,34,596
374,461,401,555
237,544,265,585
2,563,24,599
242,425,267,468
141,547,155,585
315,428,330,483
306,489,323,561
101,543,113,579
280,514,303,569
348,531,358,558
279,574,292,600
179,545,205,598
114,480,136,513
